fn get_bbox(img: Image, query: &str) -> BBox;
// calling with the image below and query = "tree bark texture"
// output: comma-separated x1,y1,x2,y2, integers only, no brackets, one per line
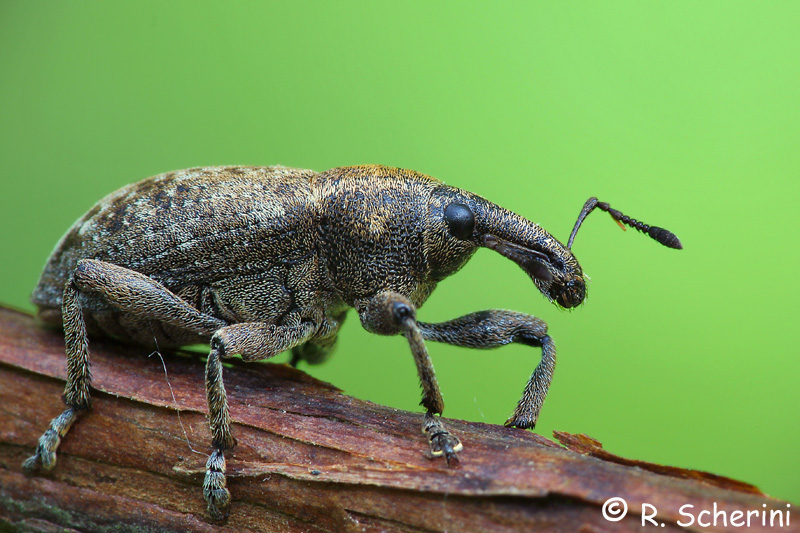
0,305,794,532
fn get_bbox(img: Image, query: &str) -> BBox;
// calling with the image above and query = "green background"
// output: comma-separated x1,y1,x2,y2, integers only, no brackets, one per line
1,2,798,504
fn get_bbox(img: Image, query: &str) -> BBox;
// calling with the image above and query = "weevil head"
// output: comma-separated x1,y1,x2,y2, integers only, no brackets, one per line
426,185,586,309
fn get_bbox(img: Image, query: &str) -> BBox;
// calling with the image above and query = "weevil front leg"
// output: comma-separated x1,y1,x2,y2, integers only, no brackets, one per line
203,319,317,520
417,310,556,429
358,292,462,464
23,259,225,474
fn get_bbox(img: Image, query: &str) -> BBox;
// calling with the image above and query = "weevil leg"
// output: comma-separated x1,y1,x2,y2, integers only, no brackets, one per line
22,406,81,473
289,336,334,367
72,259,227,334
203,319,317,520
417,310,555,429
23,279,90,473
358,292,462,465
289,310,347,367
24,259,226,472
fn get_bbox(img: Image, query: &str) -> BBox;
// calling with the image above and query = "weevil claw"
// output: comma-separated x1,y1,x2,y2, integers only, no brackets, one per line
22,454,41,474
206,491,231,521
504,413,536,430
423,412,462,466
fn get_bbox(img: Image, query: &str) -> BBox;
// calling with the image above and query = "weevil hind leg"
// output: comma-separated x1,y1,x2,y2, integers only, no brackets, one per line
24,258,227,474
23,279,90,473
22,406,81,473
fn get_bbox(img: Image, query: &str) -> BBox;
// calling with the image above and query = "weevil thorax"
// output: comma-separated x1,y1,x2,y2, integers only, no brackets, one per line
426,185,586,309
315,166,445,308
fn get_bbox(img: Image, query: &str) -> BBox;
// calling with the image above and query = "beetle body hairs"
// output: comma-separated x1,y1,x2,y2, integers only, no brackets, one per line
22,165,682,519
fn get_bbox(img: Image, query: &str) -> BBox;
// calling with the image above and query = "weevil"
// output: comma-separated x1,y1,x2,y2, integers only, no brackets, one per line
23,165,681,519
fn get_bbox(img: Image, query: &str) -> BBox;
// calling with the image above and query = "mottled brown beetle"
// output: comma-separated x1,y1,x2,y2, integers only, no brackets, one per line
23,165,681,519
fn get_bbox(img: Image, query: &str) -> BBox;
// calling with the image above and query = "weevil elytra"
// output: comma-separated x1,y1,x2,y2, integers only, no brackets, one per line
23,165,681,519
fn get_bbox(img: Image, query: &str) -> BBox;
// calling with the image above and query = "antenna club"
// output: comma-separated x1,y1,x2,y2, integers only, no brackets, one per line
648,226,683,249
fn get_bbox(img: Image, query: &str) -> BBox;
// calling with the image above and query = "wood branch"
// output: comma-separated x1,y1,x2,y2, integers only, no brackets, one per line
0,305,794,532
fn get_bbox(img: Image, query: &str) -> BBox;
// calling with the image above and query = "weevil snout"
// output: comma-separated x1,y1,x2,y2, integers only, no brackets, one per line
483,233,586,308
470,204,586,309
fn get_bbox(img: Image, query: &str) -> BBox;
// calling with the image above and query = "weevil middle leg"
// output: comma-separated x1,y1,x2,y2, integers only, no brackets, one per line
203,318,318,519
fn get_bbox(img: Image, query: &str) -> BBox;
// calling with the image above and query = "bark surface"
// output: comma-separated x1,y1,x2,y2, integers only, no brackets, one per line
0,306,793,532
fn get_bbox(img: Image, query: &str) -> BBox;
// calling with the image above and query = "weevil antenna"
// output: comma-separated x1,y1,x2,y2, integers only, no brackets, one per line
567,197,598,249
567,197,682,250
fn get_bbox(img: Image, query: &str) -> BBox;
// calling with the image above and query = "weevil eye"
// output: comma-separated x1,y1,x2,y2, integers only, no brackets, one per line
444,203,475,240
